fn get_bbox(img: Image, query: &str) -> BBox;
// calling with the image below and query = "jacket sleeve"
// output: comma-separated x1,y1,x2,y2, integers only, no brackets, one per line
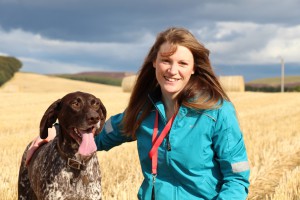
212,101,250,200
95,112,134,151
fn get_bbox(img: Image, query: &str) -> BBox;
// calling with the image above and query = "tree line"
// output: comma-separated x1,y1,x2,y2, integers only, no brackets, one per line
0,55,22,86
246,84,300,92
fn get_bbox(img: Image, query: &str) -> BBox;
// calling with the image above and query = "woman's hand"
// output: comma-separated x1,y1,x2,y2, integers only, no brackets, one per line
25,126,57,166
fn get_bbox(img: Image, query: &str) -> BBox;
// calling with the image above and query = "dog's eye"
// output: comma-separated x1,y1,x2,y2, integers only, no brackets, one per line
71,101,80,108
71,98,83,109
91,99,100,109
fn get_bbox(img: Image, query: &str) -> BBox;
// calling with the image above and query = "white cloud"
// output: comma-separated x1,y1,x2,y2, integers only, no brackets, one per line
0,52,9,56
0,22,299,75
195,22,300,65
0,26,153,73
0,27,148,59
256,25,300,62
19,57,101,74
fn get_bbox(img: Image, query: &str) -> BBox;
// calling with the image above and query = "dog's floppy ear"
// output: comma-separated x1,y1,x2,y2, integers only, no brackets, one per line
98,100,107,129
40,99,61,139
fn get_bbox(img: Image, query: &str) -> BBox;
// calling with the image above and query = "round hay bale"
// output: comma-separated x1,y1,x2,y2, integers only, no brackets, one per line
218,76,245,92
122,75,137,93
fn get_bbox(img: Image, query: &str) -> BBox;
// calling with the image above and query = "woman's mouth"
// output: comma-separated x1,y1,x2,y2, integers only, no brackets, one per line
164,76,180,82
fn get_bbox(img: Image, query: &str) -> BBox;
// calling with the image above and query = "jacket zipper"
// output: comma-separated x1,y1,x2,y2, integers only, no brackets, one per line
166,134,171,151
151,174,156,200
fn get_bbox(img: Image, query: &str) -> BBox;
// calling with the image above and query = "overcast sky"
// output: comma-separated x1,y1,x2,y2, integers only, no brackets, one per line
0,0,300,81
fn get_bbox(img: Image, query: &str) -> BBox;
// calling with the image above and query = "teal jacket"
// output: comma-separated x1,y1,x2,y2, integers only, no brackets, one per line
95,96,250,200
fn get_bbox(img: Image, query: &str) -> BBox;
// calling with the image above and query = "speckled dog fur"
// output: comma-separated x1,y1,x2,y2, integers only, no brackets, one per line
18,91,106,200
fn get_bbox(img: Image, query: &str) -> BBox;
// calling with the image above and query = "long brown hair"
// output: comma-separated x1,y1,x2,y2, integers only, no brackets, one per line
122,27,229,137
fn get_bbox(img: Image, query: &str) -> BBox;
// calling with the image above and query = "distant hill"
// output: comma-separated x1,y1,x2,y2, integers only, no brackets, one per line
75,71,135,78
53,71,136,86
0,72,122,93
246,75,300,92
53,72,300,92
0,55,22,86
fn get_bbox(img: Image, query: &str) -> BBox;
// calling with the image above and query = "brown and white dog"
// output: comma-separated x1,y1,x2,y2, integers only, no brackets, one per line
18,91,106,200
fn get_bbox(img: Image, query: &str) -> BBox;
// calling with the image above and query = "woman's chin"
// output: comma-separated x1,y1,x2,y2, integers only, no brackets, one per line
161,88,181,98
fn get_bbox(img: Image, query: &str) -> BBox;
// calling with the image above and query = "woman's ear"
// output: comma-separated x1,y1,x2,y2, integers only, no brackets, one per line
153,61,156,68
192,64,196,74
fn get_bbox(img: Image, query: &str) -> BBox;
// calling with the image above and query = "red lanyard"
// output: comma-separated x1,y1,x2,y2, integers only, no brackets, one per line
149,110,177,175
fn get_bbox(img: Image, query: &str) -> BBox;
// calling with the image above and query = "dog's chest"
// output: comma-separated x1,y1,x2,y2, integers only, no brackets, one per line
30,142,102,199
45,168,101,200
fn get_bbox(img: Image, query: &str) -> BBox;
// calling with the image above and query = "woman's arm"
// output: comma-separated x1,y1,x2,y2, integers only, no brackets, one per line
212,101,250,200
25,126,57,165
95,112,134,151
26,112,134,165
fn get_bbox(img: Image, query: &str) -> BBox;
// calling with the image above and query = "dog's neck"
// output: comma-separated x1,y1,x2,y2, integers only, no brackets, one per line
55,124,94,168
55,124,79,156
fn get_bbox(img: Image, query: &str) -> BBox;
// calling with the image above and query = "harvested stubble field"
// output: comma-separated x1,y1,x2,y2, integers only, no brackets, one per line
1,72,300,200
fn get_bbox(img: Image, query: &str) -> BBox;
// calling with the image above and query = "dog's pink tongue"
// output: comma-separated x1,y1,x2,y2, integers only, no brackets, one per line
78,133,97,156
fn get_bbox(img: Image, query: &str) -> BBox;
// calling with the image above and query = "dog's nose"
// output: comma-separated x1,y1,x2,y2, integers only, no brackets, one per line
87,113,100,125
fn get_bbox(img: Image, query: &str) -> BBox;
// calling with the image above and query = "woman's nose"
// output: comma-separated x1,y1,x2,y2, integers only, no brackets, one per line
168,63,179,74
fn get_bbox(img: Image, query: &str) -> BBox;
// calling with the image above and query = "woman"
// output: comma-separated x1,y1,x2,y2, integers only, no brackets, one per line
27,27,250,199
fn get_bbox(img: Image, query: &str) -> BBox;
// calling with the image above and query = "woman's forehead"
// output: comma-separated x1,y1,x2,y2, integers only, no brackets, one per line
158,42,177,57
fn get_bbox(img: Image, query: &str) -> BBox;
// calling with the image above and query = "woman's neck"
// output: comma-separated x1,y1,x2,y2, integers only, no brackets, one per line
161,93,177,120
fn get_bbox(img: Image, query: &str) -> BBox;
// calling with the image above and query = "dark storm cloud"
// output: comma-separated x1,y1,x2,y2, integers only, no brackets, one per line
0,0,299,80
0,0,201,42
1,0,299,42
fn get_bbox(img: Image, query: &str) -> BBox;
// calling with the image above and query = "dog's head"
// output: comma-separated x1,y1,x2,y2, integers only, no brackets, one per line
39,91,107,145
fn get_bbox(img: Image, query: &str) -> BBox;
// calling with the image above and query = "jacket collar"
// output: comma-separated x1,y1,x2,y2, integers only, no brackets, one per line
147,87,161,105
147,88,219,124
147,88,167,123
147,88,190,123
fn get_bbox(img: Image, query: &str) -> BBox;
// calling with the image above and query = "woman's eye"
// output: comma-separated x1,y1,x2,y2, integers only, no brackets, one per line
179,62,188,67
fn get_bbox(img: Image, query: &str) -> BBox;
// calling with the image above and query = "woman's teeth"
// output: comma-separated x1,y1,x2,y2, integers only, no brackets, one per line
164,76,179,82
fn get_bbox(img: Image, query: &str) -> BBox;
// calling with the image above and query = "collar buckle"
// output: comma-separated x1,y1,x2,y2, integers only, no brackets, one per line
67,158,86,170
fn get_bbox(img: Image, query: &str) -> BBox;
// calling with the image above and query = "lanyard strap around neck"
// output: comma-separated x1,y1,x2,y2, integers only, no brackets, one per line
149,110,177,175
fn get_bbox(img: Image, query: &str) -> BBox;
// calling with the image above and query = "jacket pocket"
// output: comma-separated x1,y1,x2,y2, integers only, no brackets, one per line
137,179,152,200
202,176,220,199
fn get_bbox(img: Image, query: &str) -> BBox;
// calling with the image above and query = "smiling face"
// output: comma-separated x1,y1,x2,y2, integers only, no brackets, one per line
153,42,195,100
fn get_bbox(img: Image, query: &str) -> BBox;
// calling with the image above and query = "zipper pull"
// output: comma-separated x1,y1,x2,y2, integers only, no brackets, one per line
151,174,156,200
167,135,171,151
